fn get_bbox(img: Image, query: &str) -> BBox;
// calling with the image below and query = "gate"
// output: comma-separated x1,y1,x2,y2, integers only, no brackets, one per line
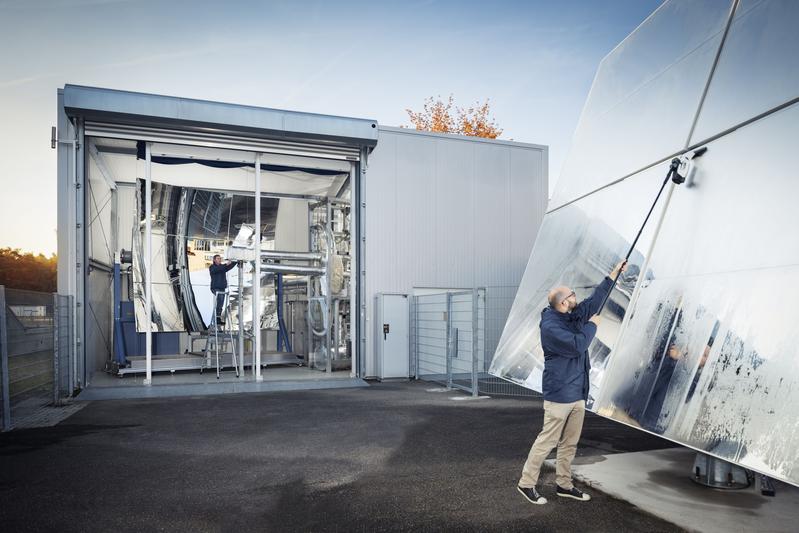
412,289,485,396
411,286,539,399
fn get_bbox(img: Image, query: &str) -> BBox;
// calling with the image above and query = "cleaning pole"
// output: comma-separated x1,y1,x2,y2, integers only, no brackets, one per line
595,147,707,315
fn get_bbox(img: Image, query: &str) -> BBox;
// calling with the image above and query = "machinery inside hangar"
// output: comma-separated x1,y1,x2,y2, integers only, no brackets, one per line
84,135,357,382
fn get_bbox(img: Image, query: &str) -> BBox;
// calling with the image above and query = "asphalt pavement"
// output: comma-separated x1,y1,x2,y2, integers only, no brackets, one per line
0,380,683,532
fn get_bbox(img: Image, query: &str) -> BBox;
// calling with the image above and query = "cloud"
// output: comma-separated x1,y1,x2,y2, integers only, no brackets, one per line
276,46,356,108
0,76,41,89
0,38,260,90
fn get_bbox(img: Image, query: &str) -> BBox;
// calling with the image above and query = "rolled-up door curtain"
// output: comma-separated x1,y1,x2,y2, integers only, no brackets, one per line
136,141,343,176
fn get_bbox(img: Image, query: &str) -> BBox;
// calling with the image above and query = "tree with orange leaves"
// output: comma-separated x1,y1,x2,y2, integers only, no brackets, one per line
406,95,503,139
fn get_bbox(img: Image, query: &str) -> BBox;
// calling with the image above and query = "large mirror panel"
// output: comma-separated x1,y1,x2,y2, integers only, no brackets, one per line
549,0,732,209
691,0,799,144
132,179,282,333
489,163,669,407
595,101,799,484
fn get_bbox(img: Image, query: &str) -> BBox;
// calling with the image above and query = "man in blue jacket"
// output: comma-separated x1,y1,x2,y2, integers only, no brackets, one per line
517,261,626,505
209,254,237,327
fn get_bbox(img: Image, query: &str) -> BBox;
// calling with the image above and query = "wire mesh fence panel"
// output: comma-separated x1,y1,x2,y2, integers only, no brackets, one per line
412,286,540,398
448,290,484,394
2,288,55,402
481,285,539,398
413,290,486,395
0,287,68,430
53,294,73,404
3,288,54,332
414,293,448,386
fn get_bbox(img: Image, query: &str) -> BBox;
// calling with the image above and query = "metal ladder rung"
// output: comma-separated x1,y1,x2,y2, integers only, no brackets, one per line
207,290,240,379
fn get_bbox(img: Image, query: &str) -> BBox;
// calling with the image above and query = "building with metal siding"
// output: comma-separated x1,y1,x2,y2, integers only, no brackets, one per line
363,127,546,378
56,85,547,389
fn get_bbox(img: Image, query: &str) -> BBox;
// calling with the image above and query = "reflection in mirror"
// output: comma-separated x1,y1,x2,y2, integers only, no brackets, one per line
132,179,279,333
594,272,799,483
592,103,799,484
489,164,669,407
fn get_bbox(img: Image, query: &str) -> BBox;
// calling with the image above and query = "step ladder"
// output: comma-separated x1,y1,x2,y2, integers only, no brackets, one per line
205,289,240,379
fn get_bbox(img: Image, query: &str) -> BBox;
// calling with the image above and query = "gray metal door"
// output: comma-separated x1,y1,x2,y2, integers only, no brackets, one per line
375,294,409,379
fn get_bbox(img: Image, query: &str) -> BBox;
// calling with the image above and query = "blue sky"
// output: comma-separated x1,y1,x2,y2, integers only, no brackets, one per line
0,0,661,254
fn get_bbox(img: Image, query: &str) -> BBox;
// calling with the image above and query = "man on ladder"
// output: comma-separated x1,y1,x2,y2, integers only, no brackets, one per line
209,254,237,327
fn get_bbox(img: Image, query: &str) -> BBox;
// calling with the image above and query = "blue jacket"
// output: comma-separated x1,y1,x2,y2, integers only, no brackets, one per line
540,277,613,403
209,261,236,292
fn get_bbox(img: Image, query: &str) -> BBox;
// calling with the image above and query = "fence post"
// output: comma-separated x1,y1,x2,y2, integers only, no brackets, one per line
0,286,11,431
471,288,479,397
410,295,418,380
53,293,60,407
445,293,453,389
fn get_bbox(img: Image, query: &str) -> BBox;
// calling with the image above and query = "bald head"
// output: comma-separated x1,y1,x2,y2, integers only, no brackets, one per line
548,285,576,312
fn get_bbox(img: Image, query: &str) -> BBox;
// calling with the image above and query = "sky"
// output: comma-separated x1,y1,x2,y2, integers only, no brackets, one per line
0,0,662,255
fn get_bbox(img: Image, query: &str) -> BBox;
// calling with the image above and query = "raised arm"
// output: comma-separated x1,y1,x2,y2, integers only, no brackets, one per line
573,261,627,323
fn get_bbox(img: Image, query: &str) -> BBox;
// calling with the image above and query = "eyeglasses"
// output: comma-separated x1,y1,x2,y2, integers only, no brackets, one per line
561,291,576,304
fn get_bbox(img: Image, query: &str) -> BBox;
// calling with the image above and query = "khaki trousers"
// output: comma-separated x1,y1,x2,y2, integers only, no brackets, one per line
519,399,585,490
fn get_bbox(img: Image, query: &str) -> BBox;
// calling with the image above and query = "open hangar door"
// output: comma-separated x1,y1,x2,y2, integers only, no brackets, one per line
58,85,378,392
83,136,358,386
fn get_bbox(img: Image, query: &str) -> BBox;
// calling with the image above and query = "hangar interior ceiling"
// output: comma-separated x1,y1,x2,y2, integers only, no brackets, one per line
490,0,799,486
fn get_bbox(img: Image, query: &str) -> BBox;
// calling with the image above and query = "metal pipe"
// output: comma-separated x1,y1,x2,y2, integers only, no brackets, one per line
261,263,326,276
348,162,357,378
261,250,324,261
306,279,312,368
325,200,332,373
334,298,340,363
237,262,244,376
254,153,262,381
280,279,316,288
307,203,314,369
288,300,296,355
251,264,257,372
357,148,368,378
277,273,285,352
74,124,82,390
144,142,152,385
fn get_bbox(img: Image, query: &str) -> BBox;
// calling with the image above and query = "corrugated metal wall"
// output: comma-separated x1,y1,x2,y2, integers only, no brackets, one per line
363,127,547,377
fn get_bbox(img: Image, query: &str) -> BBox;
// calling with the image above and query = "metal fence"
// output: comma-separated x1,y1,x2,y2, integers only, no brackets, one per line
53,293,74,405
412,286,539,399
0,286,73,430
479,286,539,398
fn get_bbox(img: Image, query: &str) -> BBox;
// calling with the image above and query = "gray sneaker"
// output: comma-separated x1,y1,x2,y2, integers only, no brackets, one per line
556,485,591,501
517,485,547,505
